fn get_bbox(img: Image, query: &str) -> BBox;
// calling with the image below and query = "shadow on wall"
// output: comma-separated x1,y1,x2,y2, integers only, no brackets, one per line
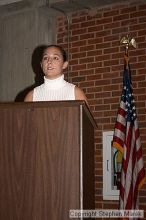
14,44,47,102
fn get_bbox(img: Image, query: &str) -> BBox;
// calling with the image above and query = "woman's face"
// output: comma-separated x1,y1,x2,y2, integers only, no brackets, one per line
41,46,68,79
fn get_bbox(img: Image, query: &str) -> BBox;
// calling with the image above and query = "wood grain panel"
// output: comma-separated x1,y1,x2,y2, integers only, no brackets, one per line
82,106,95,210
0,104,81,220
0,107,36,219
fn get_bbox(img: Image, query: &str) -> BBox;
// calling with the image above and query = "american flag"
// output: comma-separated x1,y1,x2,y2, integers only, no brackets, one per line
113,54,145,211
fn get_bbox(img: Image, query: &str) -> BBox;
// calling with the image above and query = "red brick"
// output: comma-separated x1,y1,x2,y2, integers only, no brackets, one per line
80,20,96,28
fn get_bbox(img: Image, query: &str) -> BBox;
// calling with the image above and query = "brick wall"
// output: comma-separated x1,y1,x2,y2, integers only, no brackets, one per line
57,0,146,217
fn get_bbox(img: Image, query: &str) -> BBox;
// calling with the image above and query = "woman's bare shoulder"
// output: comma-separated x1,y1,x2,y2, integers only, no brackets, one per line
24,90,33,102
75,86,88,104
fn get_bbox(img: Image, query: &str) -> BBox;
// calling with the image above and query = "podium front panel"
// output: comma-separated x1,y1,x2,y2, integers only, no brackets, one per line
0,101,95,220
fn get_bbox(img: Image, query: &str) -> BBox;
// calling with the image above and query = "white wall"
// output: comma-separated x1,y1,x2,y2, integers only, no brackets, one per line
0,3,57,101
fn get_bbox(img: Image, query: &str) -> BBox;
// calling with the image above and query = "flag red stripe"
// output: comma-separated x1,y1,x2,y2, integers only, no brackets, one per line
118,106,126,117
114,121,125,133
125,181,133,209
122,124,132,173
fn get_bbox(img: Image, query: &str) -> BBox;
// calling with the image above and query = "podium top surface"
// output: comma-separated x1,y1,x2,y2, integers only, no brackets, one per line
0,100,97,128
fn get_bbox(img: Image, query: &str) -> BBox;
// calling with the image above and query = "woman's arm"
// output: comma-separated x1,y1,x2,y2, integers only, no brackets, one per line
75,86,88,105
24,90,33,102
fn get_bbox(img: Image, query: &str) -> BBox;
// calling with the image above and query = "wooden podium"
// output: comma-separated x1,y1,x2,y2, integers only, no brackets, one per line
0,101,96,220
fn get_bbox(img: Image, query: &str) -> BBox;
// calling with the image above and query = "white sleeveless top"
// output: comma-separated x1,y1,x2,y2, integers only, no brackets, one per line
33,74,75,101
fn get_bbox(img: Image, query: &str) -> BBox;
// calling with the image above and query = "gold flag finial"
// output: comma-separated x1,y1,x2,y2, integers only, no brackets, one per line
120,35,136,55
